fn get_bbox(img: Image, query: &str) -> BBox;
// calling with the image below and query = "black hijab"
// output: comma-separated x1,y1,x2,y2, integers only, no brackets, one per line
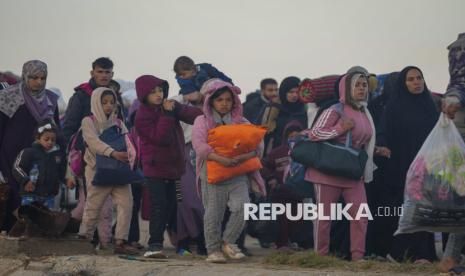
274,76,307,148
379,66,439,191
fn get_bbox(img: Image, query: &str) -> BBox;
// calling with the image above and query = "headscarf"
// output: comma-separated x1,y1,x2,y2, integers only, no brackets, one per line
90,87,118,133
381,66,439,189
0,60,57,122
339,73,369,110
278,76,303,112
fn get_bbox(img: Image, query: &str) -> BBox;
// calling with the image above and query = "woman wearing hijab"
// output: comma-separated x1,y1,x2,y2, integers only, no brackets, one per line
376,66,438,263
0,60,59,232
305,72,378,261
273,76,308,148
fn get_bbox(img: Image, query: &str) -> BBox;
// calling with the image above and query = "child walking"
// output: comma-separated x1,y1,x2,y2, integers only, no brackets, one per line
78,87,137,255
134,75,202,258
192,79,266,263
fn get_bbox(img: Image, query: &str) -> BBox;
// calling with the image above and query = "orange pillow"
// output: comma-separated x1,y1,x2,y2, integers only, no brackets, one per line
207,124,267,184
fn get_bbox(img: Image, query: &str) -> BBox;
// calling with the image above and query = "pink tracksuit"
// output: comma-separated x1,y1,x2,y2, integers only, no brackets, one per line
304,89,373,260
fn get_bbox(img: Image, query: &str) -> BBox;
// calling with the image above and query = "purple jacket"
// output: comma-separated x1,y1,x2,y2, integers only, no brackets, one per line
191,79,266,196
135,76,202,179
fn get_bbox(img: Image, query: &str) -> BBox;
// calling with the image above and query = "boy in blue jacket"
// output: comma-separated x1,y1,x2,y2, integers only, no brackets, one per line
173,56,233,104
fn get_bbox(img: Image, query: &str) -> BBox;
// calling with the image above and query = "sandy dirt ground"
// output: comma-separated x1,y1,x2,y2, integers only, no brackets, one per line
0,218,441,275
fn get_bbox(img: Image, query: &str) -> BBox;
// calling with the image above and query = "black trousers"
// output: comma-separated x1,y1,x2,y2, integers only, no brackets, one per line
147,178,177,247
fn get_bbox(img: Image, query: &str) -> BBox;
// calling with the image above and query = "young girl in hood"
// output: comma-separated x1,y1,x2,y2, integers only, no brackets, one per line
192,79,266,263
13,120,65,210
305,72,382,261
78,87,137,255
134,75,202,259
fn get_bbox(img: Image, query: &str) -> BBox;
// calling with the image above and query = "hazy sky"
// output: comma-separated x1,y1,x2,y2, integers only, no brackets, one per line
1,0,464,101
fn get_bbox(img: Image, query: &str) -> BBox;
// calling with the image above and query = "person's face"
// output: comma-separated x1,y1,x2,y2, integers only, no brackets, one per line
353,76,368,101
184,91,203,105
147,87,164,106
286,87,299,103
91,66,114,87
262,84,278,101
27,72,46,92
101,94,116,116
405,69,425,94
212,91,233,115
287,131,300,141
37,131,56,151
178,69,197,80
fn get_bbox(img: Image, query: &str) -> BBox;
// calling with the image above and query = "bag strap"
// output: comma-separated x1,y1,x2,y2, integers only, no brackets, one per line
333,103,353,148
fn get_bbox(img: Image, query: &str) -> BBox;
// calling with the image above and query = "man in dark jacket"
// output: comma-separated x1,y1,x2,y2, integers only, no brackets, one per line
62,57,125,144
61,57,124,247
243,78,280,157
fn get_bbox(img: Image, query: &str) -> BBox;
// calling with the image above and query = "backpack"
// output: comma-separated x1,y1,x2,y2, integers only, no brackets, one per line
67,128,87,177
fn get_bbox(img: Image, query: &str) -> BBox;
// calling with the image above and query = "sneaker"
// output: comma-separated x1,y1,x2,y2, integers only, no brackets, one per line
222,242,246,260
144,245,167,258
413,258,431,265
239,246,252,257
177,248,192,257
114,243,139,255
206,251,226,263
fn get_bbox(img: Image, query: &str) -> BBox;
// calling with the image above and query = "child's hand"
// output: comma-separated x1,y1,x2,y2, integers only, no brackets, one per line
219,156,238,167
66,178,76,189
163,100,175,111
24,181,35,192
232,151,256,164
111,151,129,163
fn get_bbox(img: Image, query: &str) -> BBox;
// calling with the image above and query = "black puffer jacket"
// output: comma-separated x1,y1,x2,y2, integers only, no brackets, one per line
12,143,66,197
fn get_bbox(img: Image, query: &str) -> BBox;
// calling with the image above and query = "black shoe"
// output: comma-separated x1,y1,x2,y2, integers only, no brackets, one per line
239,246,252,257
259,240,271,249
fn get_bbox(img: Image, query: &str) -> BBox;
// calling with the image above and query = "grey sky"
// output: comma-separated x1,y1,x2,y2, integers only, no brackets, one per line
1,0,464,101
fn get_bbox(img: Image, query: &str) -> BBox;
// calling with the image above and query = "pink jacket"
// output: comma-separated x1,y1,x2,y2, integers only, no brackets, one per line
191,79,266,196
303,74,373,188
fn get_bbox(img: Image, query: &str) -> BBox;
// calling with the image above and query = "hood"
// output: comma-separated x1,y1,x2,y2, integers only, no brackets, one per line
90,87,118,132
200,78,243,129
135,75,169,102
346,65,369,75
281,120,304,145
278,76,301,104
338,73,369,108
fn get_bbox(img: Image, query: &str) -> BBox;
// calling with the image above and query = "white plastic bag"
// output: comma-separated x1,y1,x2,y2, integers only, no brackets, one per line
396,113,465,234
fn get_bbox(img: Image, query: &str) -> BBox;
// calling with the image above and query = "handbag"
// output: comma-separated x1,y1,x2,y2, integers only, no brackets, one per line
93,125,143,186
290,104,368,180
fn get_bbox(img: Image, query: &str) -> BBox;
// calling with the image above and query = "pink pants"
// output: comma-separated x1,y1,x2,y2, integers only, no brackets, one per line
314,183,367,261
71,176,113,244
